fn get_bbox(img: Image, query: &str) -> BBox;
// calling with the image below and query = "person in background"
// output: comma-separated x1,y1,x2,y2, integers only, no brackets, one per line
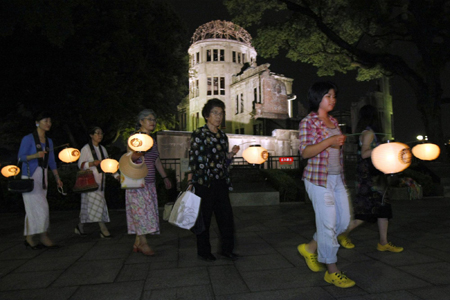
18,111,63,249
337,104,403,253
297,81,355,288
126,109,172,256
187,98,240,262
76,126,119,238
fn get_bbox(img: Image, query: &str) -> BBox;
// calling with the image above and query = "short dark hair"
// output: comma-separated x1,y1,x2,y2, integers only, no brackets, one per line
201,98,225,122
35,111,51,122
307,81,338,112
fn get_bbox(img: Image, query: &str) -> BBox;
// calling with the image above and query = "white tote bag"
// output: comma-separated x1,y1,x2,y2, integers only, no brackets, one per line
169,188,201,230
120,172,145,189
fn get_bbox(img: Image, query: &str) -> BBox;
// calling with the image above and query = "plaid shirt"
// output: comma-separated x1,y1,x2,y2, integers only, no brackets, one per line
299,112,345,187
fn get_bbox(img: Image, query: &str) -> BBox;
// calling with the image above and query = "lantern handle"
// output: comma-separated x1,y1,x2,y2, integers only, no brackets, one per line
237,140,259,146
49,143,70,151
344,132,389,137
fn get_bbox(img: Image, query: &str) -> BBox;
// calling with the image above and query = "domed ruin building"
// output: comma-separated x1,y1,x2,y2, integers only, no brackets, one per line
177,20,296,135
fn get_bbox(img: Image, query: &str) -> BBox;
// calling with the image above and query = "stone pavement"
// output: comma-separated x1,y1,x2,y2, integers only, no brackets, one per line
1,197,450,300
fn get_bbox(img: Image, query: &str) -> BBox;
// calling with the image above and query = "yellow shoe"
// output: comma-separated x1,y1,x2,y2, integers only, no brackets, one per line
337,234,355,249
377,242,404,253
324,271,356,288
297,244,325,272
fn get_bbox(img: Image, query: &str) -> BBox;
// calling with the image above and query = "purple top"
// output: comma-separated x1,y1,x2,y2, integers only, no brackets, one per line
138,142,159,184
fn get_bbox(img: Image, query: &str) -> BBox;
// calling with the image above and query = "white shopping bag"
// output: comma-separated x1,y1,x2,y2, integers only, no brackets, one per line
169,188,201,230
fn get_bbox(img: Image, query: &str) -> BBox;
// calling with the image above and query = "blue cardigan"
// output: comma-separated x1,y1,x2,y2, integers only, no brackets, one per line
18,133,57,176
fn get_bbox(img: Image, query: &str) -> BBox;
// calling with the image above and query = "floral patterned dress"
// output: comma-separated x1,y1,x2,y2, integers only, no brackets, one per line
125,143,160,235
353,128,393,223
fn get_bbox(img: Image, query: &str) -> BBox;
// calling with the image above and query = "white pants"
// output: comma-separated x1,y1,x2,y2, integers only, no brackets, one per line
304,175,351,264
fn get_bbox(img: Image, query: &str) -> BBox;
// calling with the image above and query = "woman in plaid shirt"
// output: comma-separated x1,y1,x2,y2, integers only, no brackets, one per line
297,82,355,288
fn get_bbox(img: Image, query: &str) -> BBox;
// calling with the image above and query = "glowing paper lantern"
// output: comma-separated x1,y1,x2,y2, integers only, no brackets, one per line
412,143,440,161
1,165,20,178
242,145,269,164
128,132,153,153
58,148,80,163
100,158,119,173
371,142,411,174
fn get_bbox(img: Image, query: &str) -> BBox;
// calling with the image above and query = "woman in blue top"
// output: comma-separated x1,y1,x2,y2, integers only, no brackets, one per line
18,111,63,249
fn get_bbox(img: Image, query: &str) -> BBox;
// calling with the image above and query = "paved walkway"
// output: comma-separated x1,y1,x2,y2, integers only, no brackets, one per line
1,197,450,300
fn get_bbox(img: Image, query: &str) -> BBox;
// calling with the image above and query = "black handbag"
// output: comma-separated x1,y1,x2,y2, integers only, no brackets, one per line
7,161,34,194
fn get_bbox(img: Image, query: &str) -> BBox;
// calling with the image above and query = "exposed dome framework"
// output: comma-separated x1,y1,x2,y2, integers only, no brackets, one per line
191,20,252,46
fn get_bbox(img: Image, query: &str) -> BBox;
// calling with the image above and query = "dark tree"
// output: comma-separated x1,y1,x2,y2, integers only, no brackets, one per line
0,0,188,156
225,0,450,145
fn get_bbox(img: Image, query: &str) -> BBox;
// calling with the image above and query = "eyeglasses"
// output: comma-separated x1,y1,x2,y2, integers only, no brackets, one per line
143,117,157,122
211,111,224,117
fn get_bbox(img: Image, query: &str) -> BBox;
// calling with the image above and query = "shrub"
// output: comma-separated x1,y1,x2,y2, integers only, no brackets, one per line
260,169,302,202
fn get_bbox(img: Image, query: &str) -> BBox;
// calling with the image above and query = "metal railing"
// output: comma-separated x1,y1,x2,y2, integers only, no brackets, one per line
160,155,303,188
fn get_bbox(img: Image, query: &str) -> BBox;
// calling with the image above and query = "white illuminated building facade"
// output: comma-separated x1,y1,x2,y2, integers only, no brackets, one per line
178,20,295,135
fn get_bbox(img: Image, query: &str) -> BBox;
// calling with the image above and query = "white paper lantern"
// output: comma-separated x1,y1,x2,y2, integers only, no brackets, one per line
1,165,20,177
128,132,153,153
371,142,411,174
242,145,269,164
100,158,119,173
412,143,440,161
58,148,81,163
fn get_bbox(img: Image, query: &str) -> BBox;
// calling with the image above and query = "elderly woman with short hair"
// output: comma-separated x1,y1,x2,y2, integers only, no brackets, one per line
187,98,240,261
126,109,172,256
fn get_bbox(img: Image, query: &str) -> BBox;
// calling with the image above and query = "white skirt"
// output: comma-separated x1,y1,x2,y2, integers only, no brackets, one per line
22,166,49,235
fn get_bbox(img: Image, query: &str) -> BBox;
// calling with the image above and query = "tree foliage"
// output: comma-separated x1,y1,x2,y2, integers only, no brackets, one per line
0,0,188,159
225,0,450,144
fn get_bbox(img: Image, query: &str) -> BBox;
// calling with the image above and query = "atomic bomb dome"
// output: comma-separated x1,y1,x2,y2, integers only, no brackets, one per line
178,20,295,137
191,20,253,46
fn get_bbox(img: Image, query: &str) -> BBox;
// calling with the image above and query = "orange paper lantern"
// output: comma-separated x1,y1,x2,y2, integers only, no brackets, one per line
58,148,80,163
412,143,440,161
371,142,411,174
100,158,119,173
128,132,153,153
1,165,20,178
242,145,269,164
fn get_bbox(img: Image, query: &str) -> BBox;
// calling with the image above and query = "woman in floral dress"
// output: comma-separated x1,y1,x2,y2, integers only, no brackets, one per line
126,109,171,256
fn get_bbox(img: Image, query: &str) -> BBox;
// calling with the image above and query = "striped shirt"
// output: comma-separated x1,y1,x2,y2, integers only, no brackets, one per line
138,142,159,184
298,112,345,187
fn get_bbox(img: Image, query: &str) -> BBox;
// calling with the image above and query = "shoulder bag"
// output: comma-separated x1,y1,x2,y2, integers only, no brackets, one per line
73,163,99,193
7,160,34,194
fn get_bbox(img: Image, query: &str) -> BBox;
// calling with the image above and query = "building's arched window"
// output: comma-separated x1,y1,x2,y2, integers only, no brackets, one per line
235,95,239,114
240,93,244,113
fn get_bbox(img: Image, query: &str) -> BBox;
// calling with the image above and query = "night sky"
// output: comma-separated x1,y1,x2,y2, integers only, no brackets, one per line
166,0,450,143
